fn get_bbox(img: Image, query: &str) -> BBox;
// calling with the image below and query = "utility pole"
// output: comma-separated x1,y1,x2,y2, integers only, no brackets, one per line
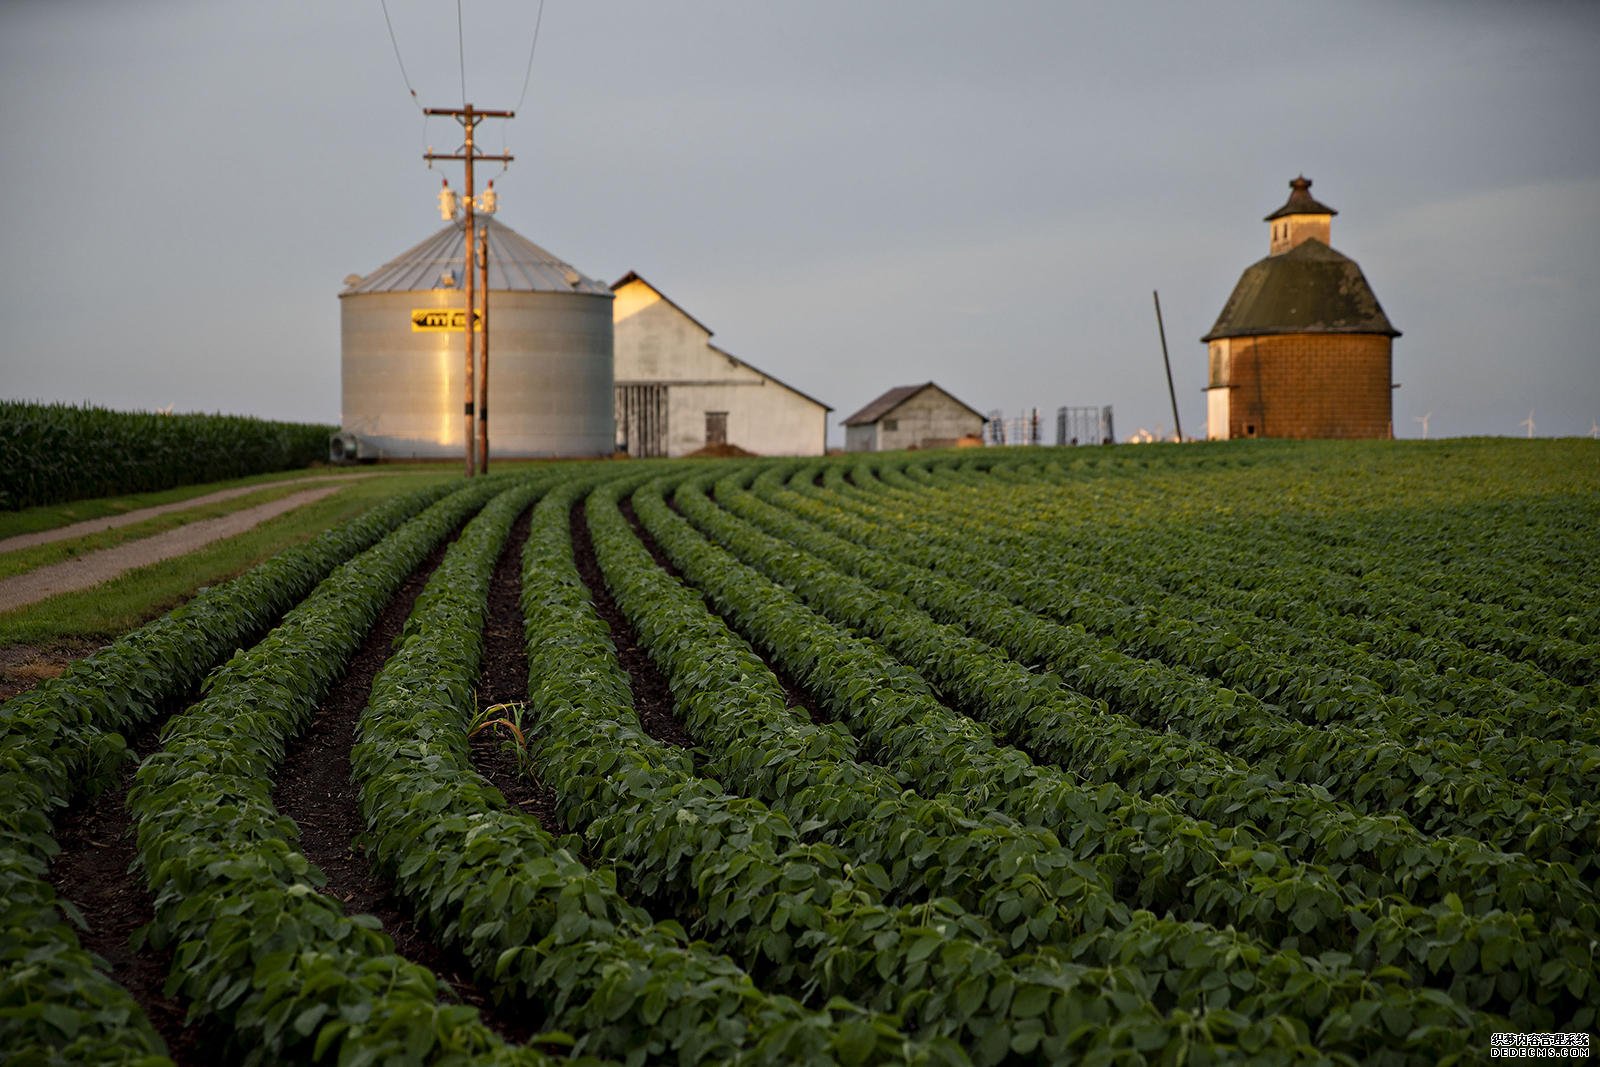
425,104,513,476
1152,290,1184,443
476,227,490,474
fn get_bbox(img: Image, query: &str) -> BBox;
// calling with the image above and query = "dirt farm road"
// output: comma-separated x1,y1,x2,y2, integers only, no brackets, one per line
0,475,369,554
0,483,349,613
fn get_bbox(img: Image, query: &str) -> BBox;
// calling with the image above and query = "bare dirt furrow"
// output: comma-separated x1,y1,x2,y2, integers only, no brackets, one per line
268,535,536,1045
49,715,222,1066
468,506,571,837
570,499,696,750
632,492,829,725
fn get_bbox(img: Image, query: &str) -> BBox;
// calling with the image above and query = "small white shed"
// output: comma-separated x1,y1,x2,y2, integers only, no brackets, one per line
611,272,831,457
841,383,986,452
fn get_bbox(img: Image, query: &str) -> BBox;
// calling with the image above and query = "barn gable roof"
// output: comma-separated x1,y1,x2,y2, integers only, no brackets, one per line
1202,239,1400,342
612,271,833,412
841,383,987,426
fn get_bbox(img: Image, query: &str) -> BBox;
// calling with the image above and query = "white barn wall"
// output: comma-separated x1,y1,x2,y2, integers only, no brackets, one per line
613,276,829,457
667,381,826,457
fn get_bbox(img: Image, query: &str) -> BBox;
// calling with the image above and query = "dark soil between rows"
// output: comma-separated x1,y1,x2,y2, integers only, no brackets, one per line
270,533,538,1046
571,499,695,750
648,491,830,725
49,711,224,1066
0,639,104,702
467,506,571,838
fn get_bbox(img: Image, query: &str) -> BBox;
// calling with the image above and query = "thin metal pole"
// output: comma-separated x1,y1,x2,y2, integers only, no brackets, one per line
1153,290,1184,443
477,226,489,474
462,105,477,477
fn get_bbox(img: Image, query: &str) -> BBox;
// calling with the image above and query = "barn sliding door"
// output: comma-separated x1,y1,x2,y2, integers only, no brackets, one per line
615,384,668,457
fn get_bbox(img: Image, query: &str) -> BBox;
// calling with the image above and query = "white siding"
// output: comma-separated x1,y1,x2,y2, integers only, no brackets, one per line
613,278,828,457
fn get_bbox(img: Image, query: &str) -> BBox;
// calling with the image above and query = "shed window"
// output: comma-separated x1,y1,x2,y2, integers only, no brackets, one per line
705,412,728,445
883,418,898,432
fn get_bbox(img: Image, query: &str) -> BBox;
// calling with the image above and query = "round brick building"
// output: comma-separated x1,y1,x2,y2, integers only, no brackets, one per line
1202,177,1400,439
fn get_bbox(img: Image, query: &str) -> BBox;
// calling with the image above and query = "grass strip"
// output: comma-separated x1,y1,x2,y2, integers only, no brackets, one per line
0,472,457,647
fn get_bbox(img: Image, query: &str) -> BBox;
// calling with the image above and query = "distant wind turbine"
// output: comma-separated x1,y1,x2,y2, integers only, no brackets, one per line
1590,419,1599,440
1414,411,1432,439
1521,410,1536,438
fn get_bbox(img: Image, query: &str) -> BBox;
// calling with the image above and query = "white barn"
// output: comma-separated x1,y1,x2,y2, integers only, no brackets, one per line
611,272,831,457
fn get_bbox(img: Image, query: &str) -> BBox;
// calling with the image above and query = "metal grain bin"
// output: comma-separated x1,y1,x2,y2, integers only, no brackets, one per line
338,217,614,458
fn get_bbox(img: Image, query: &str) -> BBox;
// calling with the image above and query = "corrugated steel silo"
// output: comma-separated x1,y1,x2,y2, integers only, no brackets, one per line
339,217,613,458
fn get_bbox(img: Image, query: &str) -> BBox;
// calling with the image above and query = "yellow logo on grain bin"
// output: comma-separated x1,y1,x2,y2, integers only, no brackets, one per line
410,308,482,332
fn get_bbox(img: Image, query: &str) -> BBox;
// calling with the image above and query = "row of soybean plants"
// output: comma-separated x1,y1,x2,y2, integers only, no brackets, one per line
675,463,1593,1034
859,450,1600,787
1,478,454,1063
903,452,1596,735
626,471,1495,1063
125,474,566,1065
910,446,1599,684
1076,443,1600,645
639,470,1550,1057
883,451,1600,813
0,399,335,510
574,475,1299,1064
748,463,1590,927
820,456,1598,869
356,470,925,1066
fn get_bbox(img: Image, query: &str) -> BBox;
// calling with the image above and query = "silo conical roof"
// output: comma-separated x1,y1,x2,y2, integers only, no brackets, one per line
341,216,610,296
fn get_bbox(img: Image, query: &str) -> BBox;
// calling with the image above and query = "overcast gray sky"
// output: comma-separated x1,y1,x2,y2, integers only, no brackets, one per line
2,1,1596,443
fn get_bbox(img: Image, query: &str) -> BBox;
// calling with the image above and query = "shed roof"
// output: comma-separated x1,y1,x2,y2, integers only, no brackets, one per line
1201,238,1400,342
1264,175,1338,221
841,383,987,426
342,216,610,296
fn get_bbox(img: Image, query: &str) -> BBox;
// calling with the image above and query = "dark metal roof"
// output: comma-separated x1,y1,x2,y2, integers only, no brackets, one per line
1202,238,1400,342
841,383,987,426
342,216,610,296
1265,175,1338,221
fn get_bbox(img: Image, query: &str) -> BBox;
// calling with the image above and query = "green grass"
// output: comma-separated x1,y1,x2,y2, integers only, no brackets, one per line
0,462,467,541
0,470,458,647
0,479,370,581
0,467,337,540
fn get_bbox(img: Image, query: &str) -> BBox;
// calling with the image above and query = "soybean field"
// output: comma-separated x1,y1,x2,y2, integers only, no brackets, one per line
2,438,1596,1066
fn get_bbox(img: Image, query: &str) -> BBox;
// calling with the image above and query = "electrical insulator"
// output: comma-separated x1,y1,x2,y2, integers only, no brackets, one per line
438,178,458,221
480,179,497,215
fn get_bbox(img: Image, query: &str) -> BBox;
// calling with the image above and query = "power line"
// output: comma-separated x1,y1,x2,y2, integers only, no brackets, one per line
515,0,547,112
378,0,422,110
456,0,468,104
